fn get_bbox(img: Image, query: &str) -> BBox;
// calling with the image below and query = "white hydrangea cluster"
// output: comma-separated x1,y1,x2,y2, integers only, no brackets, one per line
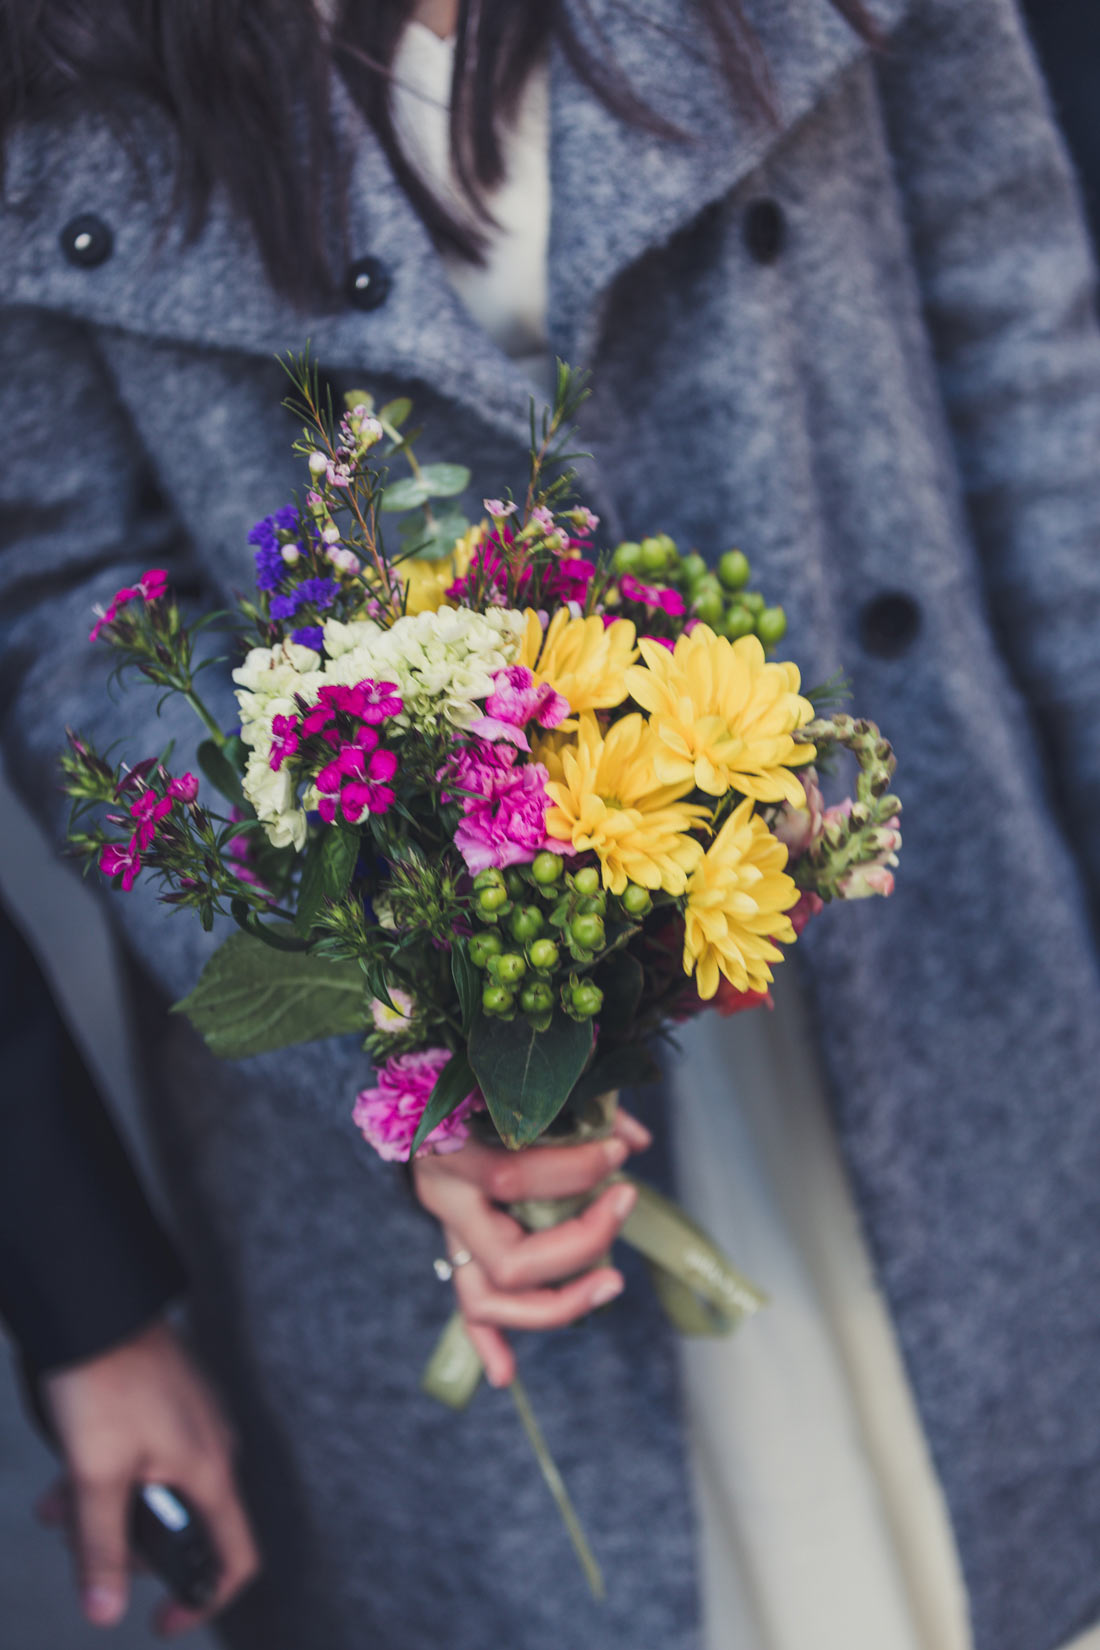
232,609,526,849
233,637,323,850
320,606,525,731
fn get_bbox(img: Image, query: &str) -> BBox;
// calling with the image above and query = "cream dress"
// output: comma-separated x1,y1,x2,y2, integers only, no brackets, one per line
390,23,1098,1650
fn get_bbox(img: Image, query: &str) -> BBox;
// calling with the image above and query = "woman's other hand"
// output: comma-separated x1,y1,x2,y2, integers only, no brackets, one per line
38,1320,260,1637
413,1107,652,1387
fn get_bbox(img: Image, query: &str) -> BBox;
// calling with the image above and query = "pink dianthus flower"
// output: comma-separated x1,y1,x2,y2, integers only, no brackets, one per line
467,665,570,750
99,841,143,891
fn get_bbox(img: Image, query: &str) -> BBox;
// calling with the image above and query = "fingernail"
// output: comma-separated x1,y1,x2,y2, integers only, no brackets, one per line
604,1139,629,1169
84,1586,125,1625
590,1274,624,1308
610,1182,637,1221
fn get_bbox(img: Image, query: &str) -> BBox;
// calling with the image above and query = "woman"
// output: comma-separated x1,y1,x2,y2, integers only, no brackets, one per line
1,3,1099,1649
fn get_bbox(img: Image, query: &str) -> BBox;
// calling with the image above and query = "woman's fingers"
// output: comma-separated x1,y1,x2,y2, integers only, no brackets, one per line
463,1181,637,1291
424,1133,632,1203
455,1258,624,1332
153,1463,261,1638
69,1469,133,1626
460,1315,516,1389
612,1107,653,1152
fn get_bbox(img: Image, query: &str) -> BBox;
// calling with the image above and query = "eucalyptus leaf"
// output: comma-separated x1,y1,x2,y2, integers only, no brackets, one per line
197,737,246,810
174,932,368,1059
468,1011,594,1149
380,477,431,512
418,462,471,498
409,1051,476,1158
378,397,412,429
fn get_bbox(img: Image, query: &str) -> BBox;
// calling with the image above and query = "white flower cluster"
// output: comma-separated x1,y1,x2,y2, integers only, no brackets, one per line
233,637,324,850
232,608,526,849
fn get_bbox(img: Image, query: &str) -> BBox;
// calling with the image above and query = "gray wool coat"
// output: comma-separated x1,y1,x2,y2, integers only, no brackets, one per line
2,2,1100,1647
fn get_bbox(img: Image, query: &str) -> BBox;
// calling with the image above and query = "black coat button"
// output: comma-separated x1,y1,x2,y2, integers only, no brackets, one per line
59,213,113,268
859,592,922,659
743,198,786,264
345,255,392,311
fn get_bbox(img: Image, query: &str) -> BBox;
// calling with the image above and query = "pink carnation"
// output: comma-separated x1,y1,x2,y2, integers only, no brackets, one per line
467,665,570,750
138,568,168,601
352,1049,482,1162
452,756,567,875
167,771,199,804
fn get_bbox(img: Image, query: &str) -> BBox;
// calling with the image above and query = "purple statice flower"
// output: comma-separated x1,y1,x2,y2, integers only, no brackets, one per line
269,591,300,621
274,504,300,533
296,577,338,611
292,626,324,652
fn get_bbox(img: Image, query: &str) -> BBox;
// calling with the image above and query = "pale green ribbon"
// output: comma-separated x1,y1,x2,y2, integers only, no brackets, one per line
420,1176,765,1596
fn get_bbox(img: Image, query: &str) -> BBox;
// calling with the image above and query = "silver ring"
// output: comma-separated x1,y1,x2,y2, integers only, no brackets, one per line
433,1249,473,1282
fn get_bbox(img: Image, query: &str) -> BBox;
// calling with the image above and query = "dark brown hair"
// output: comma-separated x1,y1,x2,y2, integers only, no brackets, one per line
0,1,878,303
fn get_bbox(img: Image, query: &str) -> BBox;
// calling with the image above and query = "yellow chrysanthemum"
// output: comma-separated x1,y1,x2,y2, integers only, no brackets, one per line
624,627,815,805
543,711,708,894
519,608,637,715
683,798,799,999
400,524,482,615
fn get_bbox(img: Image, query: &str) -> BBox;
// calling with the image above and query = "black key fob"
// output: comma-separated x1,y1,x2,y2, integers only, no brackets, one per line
129,1483,221,1611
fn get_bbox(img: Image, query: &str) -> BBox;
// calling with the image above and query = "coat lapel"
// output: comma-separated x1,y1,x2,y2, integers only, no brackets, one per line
547,0,908,364
1,0,906,428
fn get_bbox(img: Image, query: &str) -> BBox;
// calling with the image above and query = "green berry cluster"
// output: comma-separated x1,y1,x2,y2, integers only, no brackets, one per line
467,858,652,1030
611,535,788,649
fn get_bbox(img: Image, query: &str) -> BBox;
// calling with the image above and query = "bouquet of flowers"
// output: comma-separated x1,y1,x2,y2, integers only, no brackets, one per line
61,360,901,1590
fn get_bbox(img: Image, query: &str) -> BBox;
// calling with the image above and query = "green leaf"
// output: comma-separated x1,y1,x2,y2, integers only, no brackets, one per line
343,388,374,413
380,477,431,512
468,1010,594,1149
378,397,412,429
592,952,644,1040
197,737,246,810
418,462,471,498
568,1044,659,1111
451,943,480,1033
295,827,359,935
173,932,367,1059
409,1051,476,1157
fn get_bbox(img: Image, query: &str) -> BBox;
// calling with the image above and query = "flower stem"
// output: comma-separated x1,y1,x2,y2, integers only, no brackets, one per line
508,1376,606,1601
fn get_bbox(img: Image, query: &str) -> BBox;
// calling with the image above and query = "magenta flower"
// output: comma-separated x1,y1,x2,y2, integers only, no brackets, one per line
99,841,143,891
619,574,686,617
453,758,567,874
89,585,138,642
316,741,398,824
167,772,200,803
269,714,301,772
138,568,168,601
129,790,173,850
353,1049,483,1162
544,556,597,605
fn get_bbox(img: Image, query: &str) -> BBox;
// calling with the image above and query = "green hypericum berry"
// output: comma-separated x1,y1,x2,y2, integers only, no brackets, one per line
482,984,514,1015
718,549,751,590
531,851,565,886
721,604,756,640
528,937,560,972
504,868,526,900
475,883,508,915
572,866,601,897
570,912,605,951
509,905,544,943
638,536,668,573
681,552,708,586
612,541,642,572
468,931,504,968
655,533,679,562
741,590,766,616
520,982,554,1015
495,952,527,985
621,883,652,917
756,605,788,645
473,868,505,890
570,982,604,1018
694,578,725,626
